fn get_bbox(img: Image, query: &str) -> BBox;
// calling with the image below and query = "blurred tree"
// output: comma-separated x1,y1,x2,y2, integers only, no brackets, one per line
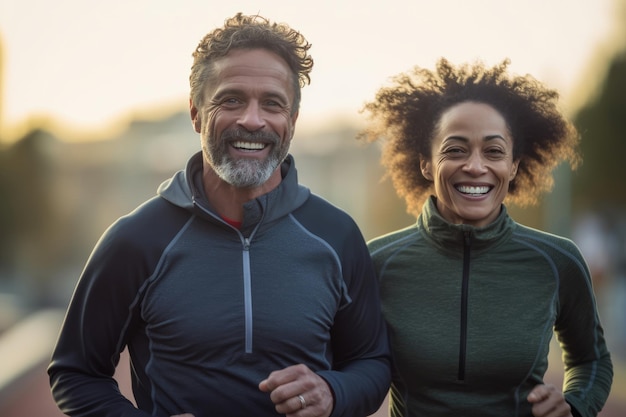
0,144,12,269
0,129,56,293
572,50,626,210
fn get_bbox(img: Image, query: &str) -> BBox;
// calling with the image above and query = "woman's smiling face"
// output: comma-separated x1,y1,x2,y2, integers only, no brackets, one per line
420,101,519,227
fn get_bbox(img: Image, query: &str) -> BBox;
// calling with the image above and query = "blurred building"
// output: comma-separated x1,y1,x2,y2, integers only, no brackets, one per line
0,110,411,312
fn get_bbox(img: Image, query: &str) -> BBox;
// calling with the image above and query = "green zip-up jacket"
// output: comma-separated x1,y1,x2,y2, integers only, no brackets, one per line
368,197,613,417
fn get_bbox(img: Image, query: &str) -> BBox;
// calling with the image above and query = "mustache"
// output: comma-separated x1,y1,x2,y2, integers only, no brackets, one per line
221,128,280,143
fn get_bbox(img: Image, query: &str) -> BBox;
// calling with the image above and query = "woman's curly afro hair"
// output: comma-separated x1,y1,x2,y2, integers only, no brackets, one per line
360,58,581,217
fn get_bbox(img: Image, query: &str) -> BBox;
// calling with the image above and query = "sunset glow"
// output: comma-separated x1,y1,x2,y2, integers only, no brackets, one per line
0,0,622,140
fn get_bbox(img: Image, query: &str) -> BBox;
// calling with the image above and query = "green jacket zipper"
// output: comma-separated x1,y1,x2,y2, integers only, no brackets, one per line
458,230,472,381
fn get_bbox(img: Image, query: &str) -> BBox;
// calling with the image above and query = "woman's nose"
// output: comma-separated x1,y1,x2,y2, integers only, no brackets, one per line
462,152,488,174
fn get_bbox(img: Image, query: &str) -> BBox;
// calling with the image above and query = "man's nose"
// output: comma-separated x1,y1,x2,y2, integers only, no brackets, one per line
237,102,266,131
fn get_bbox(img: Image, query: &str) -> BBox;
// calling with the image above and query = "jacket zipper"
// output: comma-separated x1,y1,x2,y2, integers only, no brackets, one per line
242,237,253,353
458,230,472,381
191,198,258,354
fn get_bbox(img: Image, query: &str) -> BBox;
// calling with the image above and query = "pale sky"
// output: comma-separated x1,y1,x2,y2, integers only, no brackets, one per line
0,0,623,139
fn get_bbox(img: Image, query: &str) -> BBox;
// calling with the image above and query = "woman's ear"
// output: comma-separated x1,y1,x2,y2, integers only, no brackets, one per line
510,160,519,181
420,159,433,181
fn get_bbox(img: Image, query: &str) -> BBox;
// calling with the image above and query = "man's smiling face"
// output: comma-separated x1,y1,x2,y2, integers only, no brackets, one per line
191,48,298,189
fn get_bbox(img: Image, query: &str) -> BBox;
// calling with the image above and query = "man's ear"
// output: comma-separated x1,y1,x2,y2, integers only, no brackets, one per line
420,159,433,181
288,110,299,141
190,99,201,133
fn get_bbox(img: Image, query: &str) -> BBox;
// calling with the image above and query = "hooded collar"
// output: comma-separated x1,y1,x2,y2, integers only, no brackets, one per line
418,195,516,254
157,151,310,230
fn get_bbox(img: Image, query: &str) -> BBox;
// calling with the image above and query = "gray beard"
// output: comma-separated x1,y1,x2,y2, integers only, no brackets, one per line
213,153,283,188
205,127,289,188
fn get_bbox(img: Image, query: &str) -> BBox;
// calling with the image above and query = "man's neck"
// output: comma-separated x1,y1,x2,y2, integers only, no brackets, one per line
202,166,282,222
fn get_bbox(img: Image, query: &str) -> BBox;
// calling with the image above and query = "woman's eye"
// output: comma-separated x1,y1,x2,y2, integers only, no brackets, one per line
485,148,507,160
444,147,464,154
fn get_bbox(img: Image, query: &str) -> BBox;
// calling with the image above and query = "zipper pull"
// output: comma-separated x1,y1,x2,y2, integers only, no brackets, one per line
463,230,472,247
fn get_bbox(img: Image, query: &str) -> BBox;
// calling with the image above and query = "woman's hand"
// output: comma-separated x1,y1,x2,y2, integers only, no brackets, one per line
527,384,572,417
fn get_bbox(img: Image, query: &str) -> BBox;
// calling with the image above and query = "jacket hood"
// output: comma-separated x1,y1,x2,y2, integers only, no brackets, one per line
157,151,311,226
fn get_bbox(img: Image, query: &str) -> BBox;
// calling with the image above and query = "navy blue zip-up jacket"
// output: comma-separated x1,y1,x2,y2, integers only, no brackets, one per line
48,152,391,417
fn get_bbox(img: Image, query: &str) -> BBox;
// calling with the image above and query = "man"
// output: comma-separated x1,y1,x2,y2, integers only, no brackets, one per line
48,13,391,417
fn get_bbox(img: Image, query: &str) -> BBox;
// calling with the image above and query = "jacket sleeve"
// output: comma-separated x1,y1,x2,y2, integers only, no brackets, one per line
317,225,392,417
555,241,613,417
47,216,154,417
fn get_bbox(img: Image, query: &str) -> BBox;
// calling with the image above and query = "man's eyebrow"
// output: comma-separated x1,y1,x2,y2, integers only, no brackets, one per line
212,88,289,103
212,87,242,98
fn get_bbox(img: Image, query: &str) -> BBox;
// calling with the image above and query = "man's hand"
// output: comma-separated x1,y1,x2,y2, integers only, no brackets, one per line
527,384,573,417
259,364,333,417
171,414,194,417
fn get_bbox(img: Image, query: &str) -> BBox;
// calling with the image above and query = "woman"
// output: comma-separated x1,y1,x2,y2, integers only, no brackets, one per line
360,58,613,417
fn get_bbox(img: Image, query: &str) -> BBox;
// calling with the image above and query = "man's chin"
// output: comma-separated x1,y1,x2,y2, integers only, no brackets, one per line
213,154,284,187
219,168,273,188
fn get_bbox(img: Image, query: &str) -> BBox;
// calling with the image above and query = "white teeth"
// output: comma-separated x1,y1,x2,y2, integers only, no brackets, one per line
233,141,265,150
457,185,490,195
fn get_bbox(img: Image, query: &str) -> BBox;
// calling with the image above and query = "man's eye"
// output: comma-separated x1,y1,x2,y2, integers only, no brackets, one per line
265,100,284,108
263,100,288,113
